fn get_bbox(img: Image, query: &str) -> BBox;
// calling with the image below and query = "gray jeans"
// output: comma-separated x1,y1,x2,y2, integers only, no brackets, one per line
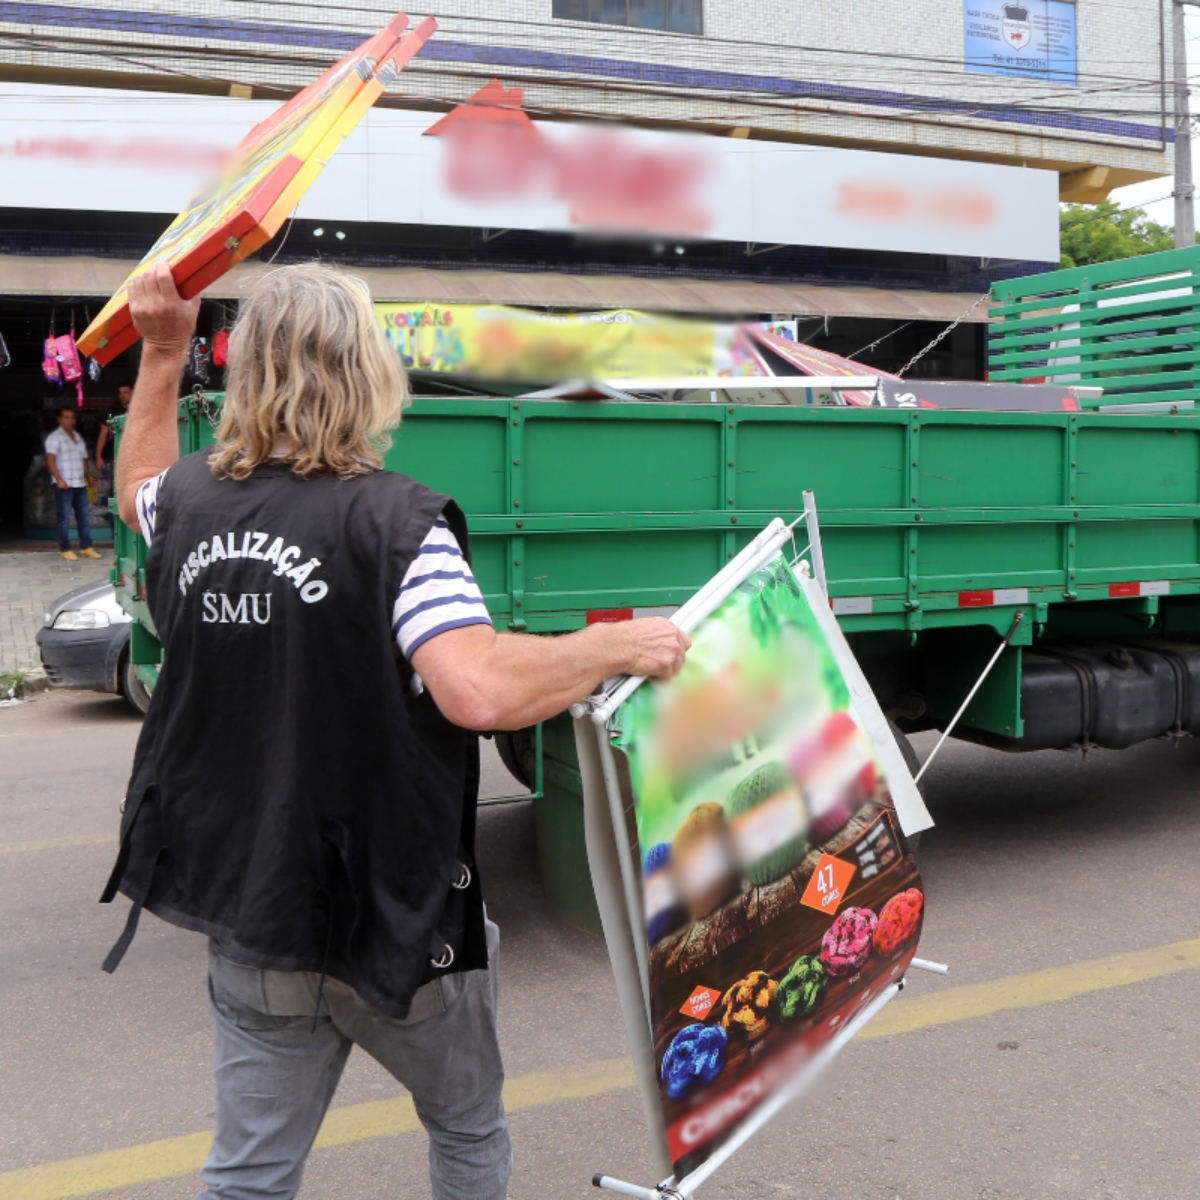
196,921,510,1200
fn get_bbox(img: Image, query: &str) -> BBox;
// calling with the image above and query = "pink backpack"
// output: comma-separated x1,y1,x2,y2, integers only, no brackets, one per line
42,337,61,384
55,333,83,383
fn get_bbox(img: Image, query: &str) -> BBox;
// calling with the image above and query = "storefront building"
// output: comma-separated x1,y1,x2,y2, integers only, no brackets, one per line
0,0,1171,536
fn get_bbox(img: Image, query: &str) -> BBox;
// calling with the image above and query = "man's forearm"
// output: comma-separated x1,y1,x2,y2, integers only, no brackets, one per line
481,625,633,730
413,622,638,732
412,615,688,731
117,344,188,526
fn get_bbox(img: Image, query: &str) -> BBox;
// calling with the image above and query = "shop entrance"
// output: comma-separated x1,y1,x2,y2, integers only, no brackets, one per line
0,295,228,549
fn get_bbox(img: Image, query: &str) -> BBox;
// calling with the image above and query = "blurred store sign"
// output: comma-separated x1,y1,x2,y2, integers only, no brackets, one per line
4,80,1057,261
374,304,778,379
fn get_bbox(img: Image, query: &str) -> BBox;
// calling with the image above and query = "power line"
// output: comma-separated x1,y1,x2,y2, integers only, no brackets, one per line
0,6,1160,99
0,7,1173,137
0,32,1169,129
1062,195,1176,227
203,0,1174,84
0,0,1173,91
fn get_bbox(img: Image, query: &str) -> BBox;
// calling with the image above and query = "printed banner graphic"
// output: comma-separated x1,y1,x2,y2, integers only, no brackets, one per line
374,304,774,380
610,556,924,1176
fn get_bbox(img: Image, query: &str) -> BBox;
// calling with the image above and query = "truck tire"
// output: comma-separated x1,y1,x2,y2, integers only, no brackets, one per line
495,728,536,790
888,717,921,780
888,717,923,851
120,651,151,717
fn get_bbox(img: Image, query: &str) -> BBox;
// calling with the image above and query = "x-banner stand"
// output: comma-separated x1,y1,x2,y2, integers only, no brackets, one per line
573,501,946,1200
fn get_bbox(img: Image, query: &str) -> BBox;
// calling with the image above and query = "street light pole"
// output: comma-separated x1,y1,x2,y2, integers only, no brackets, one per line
1175,0,1195,247
1174,0,1200,247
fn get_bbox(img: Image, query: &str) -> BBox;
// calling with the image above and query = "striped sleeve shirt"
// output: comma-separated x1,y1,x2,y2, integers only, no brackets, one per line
134,472,492,659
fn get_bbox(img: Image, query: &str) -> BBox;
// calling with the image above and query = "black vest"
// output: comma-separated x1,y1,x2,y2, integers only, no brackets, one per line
101,450,486,1018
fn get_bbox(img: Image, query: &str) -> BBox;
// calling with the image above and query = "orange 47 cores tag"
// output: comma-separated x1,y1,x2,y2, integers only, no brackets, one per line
800,853,857,914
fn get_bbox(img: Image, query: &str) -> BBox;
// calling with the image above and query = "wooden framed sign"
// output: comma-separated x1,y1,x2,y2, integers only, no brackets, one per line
78,13,436,364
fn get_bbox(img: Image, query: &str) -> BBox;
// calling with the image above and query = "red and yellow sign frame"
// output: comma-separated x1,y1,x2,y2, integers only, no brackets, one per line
79,13,436,364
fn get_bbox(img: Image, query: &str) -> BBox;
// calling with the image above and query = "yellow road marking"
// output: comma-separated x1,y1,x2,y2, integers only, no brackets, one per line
860,936,1200,1039
5,938,1200,1200
0,1057,636,1200
0,834,116,856
313,1055,634,1150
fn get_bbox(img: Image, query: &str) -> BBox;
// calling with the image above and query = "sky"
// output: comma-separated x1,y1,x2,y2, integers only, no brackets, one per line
1107,5,1200,228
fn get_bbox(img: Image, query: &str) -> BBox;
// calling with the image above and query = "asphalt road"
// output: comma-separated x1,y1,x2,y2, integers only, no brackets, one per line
3,689,1200,1200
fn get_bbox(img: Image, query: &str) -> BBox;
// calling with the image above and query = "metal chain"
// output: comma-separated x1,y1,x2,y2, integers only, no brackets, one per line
895,292,990,378
193,383,220,429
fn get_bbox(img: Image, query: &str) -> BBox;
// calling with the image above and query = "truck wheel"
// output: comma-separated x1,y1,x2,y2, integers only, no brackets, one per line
495,728,536,790
888,717,923,851
888,717,921,780
120,651,151,717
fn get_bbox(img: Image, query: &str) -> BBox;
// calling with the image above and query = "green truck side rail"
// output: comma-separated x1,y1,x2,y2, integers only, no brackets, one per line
988,245,1200,408
116,393,1200,728
113,390,1200,930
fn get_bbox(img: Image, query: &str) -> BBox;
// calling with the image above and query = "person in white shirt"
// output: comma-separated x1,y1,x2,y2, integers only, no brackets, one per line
44,406,100,561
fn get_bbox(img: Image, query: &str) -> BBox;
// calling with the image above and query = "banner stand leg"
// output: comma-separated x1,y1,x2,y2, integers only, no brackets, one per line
574,717,673,1181
595,732,653,1021
592,982,905,1200
910,957,949,974
591,1175,673,1200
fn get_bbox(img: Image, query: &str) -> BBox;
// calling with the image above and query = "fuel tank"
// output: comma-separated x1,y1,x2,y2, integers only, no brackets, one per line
970,641,1200,751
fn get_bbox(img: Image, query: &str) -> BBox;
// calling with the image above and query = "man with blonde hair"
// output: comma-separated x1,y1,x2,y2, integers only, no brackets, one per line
102,262,689,1200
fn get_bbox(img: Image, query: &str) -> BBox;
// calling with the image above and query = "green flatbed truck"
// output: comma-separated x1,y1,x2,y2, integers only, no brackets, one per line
112,248,1200,930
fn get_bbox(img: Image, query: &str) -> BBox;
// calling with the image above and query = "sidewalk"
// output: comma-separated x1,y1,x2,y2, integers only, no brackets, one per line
0,548,114,675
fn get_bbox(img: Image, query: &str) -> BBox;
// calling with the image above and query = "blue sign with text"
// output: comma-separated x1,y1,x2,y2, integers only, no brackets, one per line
964,0,1077,84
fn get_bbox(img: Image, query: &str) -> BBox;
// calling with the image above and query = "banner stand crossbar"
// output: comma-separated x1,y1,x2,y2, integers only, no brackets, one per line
583,516,797,727
593,982,905,1200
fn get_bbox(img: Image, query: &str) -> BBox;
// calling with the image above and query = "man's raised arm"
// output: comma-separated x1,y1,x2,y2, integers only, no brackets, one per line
116,264,200,527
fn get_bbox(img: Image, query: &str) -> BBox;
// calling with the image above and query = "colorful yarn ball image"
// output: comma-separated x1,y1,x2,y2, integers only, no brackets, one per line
820,906,878,976
644,842,672,873
643,843,688,946
872,888,924,956
778,955,829,1021
788,710,877,843
717,970,779,1043
660,1023,728,1099
671,801,740,919
726,761,809,887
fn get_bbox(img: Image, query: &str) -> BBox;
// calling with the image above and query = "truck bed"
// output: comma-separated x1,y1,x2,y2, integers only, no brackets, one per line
116,395,1200,649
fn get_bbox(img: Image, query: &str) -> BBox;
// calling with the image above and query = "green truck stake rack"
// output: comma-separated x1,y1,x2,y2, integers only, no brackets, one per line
111,254,1200,930
988,245,1200,409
